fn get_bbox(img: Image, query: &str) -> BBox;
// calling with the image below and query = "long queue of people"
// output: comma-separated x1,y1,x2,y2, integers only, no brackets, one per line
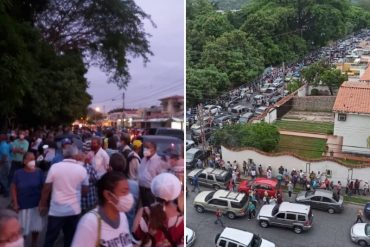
0,129,184,247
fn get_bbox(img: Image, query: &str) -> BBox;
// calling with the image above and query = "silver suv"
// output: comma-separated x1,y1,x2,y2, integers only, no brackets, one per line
257,202,313,234
193,190,248,219
187,168,232,190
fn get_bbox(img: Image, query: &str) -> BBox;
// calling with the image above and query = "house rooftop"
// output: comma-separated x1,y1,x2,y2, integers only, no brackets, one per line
333,81,370,114
360,66,370,81
159,95,184,101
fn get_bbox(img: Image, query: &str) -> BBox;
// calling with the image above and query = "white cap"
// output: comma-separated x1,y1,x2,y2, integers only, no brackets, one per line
151,173,182,202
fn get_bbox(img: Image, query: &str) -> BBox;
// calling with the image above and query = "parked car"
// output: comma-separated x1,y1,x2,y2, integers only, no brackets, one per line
137,135,182,157
351,223,370,246
148,127,184,140
186,227,196,247
238,112,254,124
253,95,266,107
269,95,283,104
186,148,207,169
264,86,277,98
364,202,370,220
191,127,212,144
215,227,275,247
193,190,248,219
187,168,232,190
204,105,222,115
230,105,249,115
260,84,270,93
214,115,232,126
255,106,268,116
295,189,344,214
238,178,282,199
257,202,313,234
186,139,196,150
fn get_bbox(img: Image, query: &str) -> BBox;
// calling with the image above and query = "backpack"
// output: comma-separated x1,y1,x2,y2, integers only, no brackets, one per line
121,148,141,175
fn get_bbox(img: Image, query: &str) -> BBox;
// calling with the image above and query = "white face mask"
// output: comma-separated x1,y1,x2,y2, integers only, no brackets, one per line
111,193,134,212
26,160,36,170
4,237,24,247
143,148,151,157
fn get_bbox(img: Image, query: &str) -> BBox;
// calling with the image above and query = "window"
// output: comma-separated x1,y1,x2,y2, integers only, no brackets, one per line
231,196,247,208
311,196,321,202
276,213,285,219
286,213,296,220
338,113,346,121
208,199,228,207
208,175,215,181
227,242,238,247
198,173,206,179
298,215,306,222
218,240,226,247
322,197,333,203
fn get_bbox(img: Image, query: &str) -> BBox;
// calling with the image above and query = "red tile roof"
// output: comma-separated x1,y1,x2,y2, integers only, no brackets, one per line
333,81,370,114
360,66,370,81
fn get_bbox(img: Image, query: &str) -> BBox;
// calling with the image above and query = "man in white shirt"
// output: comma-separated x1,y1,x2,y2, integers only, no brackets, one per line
91,137,110,178
138,141,169,207
39,145,89,247
119,133,141,180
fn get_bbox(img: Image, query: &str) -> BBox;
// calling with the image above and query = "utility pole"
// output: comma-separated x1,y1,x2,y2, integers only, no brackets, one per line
197,104,207,168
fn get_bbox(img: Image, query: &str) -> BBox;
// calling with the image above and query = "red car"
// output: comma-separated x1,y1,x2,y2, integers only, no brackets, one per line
238,178,282,199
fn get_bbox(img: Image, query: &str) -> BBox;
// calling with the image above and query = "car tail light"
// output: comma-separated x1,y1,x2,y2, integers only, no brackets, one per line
304,220,310,226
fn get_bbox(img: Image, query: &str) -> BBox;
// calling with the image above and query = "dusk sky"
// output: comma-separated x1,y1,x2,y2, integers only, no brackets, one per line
86,0,184,112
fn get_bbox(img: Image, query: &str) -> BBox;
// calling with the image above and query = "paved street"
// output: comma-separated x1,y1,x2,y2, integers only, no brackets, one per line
186,185,368,247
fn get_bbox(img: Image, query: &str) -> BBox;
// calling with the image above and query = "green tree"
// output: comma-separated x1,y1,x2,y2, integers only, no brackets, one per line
187,66,230,106
320,68,347,95
212,122,280,152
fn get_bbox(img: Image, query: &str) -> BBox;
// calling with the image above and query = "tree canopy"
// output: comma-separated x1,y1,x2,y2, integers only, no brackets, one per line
212,122,280,152
186,0,370,105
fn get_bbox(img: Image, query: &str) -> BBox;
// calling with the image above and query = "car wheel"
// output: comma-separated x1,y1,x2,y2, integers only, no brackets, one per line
328,208,335,214
227,212,236,220
195,205,204,213
259,220,269,228
358,240,367,247
213,185,220,190
293,226,303,234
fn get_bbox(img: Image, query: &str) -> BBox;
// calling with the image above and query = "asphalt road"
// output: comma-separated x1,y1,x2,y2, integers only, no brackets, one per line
186,185,368,247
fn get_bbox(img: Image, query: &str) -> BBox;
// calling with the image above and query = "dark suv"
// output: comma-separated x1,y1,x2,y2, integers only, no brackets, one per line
186,148,207,169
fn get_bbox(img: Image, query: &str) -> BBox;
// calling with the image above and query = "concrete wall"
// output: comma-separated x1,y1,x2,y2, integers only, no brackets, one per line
264,108,277,123
221,146,370,187
291,96,336,112
334,113,370,155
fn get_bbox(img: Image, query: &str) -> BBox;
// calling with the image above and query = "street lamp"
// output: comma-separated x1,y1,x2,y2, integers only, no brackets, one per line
95,107,100,112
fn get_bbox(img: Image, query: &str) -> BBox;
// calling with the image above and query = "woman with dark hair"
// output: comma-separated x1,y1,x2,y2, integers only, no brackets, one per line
109,153,139,231
132,173,184,247
72,172,134,247
10,152,44,247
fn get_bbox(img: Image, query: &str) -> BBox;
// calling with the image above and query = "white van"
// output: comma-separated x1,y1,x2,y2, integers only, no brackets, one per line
215,227,275,247
230,105,249,114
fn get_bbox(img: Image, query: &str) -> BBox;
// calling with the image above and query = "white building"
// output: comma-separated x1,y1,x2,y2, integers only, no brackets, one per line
333,80,370,155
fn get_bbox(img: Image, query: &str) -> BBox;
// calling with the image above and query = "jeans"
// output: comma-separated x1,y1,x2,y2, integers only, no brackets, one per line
0,160,9,196
214,217,224,227
43,215,80,247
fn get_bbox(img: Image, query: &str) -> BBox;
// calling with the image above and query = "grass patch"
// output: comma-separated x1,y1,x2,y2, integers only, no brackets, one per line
276,135,326,159
335,158,367,166
344,195,369,205
275,120,334,134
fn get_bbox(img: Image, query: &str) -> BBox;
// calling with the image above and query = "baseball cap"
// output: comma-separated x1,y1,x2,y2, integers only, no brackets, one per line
61,138,72,145
132,140,142,149
151,173,181,202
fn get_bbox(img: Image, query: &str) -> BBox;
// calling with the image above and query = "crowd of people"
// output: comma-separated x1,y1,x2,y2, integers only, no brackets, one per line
0,127,184,247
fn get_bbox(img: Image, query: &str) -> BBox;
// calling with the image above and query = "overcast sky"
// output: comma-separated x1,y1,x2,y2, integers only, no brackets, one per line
86,0,184,112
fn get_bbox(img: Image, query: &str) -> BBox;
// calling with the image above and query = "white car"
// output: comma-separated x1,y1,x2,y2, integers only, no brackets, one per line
215,227,275,247
186,139,196,150
351,223,370,246
186,227,196,246
204,105,221,115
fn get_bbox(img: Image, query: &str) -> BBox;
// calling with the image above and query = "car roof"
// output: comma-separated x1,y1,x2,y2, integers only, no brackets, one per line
241,113,253,118
186,148,201,154
279,202,310,214
214,190,245,202
220,228,253,245
203,168,228,176
313,189,334,197
254,178,278,187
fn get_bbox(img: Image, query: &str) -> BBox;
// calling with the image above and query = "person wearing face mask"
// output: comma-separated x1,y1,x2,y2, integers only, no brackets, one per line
138,142,169,207
0,209,24,247
10,152,44,247
132,173,184,247
8,131,29,189
72,172,134,247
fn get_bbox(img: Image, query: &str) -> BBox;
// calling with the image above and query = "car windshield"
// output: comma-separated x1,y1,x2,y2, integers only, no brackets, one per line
305,191,315,197
366,224,370,236
231,195,247,208
205,192,215,202
248,234,262,247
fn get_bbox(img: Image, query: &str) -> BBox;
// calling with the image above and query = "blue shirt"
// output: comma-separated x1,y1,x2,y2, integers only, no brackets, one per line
0,141,11,161
127,179,139,231
13,169,44,209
